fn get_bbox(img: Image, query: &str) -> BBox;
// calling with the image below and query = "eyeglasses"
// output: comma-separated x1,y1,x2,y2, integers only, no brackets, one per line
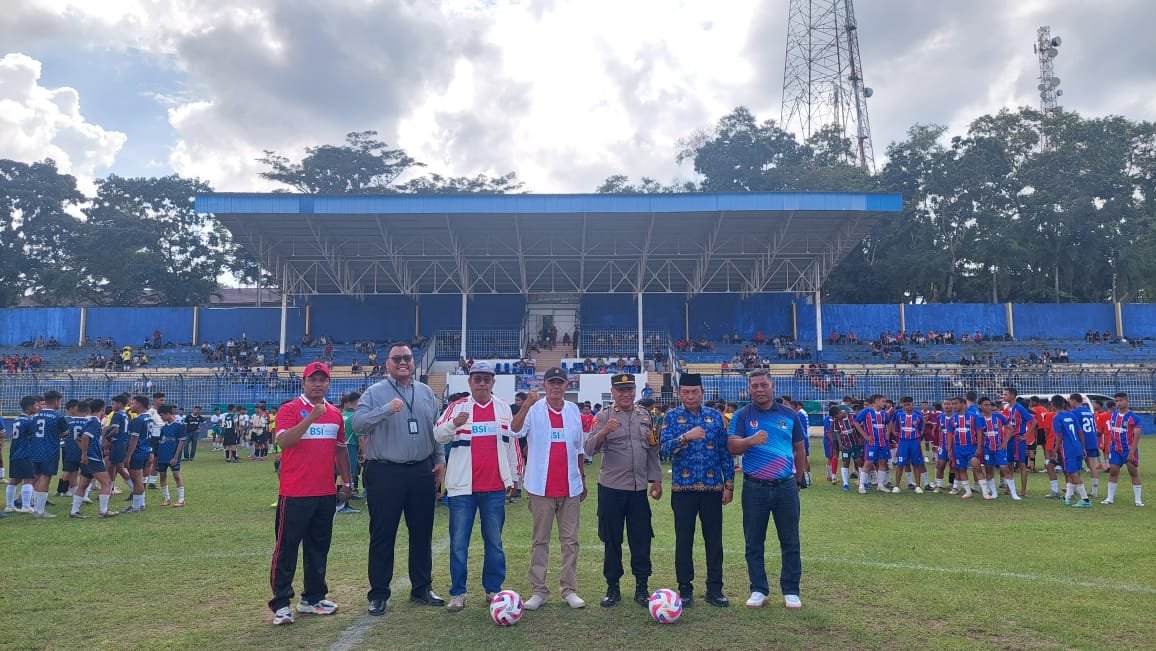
390,355,413,363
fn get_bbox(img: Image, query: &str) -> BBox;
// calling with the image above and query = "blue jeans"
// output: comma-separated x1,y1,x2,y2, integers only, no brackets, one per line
741,476,801,596
448,490,507,596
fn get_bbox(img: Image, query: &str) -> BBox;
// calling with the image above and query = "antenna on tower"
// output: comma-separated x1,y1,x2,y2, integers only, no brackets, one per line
780,0,876,172
1035,25,1063,149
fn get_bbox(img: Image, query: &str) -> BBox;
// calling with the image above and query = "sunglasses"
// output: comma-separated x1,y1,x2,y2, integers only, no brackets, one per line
390,355,413,363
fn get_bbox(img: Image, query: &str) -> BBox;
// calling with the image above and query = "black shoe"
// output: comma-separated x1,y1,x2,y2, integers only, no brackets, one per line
410,590,445,607
148,484,157,490
600,584,621,608
634,584,649,607
678,584,694,608
705,592,730,607
367,599,387,616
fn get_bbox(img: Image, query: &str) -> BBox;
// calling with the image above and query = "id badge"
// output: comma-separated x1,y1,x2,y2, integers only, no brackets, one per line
408,418,420,436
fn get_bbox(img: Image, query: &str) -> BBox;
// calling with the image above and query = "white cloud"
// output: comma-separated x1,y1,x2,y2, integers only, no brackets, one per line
0,52,126,189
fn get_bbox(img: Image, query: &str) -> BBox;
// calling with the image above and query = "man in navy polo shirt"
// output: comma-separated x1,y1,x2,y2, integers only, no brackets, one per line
728,369,806,610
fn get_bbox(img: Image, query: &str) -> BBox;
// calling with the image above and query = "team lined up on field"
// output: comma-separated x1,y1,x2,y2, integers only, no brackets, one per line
817,389,1143,507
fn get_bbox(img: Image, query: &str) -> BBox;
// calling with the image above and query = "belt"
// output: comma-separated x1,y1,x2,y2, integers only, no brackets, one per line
744,475,795,488
369,459,426,466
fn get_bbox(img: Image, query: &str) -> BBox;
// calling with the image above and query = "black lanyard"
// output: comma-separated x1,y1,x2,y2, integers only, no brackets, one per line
388,379,416,415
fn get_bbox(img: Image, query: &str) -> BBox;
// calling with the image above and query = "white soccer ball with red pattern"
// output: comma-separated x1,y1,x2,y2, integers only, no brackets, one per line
648,588,682,624
489,589,524,626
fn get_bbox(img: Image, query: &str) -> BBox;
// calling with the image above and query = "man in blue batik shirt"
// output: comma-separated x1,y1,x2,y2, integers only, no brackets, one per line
728,370,806,611
660,373,734,608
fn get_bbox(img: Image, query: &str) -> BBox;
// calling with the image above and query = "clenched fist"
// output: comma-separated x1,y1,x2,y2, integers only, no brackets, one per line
602,417,620,435
389,398,404,414
452,411,470,427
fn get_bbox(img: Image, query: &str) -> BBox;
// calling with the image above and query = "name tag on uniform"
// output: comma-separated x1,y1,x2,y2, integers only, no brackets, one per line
550,428,564,441
408,418,420,436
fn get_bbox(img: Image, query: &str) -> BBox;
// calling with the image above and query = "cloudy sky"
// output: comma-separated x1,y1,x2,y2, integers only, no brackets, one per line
1,0,1154,195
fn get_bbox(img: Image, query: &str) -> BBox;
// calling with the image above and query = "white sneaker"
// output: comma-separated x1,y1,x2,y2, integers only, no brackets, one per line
913,486,924,494
3,506,15,513
297,599,338,615
784,594,803,609
524,594,546,611
272,606,295,625
745,591,767,608
33,512,56,519
1101,499,1113,505
563,593,586,609
857,486,867,494
1136,502,1146,507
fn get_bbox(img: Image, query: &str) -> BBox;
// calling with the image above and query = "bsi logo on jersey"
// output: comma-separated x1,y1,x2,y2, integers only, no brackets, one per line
303,424,338,439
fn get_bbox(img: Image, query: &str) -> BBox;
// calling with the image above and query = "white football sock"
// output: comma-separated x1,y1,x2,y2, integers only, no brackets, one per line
71,494,83,514
1107,482,1118,502
177,487,185,502
1006,478,1020,499
1091,478,1100,496
1049,479,1059,493
20,484,33,509
840,467,850,485
132,493,144,509
161,486,170,501
1064,483,1074,499
904,471,913,485
1076,484,1088,500
1134,485,1143,504
99,494,110,513
33,491,48,514
935,477,944,488
5,484,14,509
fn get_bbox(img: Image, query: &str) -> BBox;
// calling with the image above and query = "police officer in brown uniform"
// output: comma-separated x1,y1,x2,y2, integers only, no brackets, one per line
584,373,662,607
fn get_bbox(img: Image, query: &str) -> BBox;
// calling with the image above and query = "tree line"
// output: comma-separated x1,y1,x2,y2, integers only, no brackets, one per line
2,109,1153,307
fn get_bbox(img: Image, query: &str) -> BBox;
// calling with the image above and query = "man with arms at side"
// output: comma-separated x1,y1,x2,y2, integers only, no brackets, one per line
852,394,895,494
510,368,589,611
353,343,446,616
155,405,188,507
585,373,662,608
122,395,153,513
1003,388,1033,497
28,390,68,518
728,370,806,610
433,362,520,613
268,361,352,625
1052,395,1091,508
70,399,117,518
4,396,39,514
889,397,926,494
977,397,1016,501
660,373,734,607
1103,392,1143,507
1069,394,1102,497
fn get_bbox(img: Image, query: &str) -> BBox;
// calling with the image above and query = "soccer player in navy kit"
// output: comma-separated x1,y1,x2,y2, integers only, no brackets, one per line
4,396,39,514
123,395,153,513
28,390,68,518
106,395,132,497
69,400,118,518
1051,395,1091,508
156,405,188,507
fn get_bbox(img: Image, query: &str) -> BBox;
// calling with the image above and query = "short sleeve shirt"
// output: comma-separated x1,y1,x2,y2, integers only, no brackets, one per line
275,396,347,497
729,402,805,481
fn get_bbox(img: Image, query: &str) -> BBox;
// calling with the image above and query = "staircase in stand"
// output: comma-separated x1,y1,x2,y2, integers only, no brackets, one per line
531,345,573,374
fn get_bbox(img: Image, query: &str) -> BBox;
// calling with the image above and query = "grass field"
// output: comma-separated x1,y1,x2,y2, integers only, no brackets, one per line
5,447,1156,651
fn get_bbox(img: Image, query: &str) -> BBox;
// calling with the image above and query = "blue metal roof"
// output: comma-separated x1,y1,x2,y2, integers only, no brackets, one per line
195,191,902,216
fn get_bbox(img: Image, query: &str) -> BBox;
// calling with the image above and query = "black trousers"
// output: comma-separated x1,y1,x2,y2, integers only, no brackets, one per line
671,490,724,594
269,494,336,611
364,460,436,601
597,485,653,585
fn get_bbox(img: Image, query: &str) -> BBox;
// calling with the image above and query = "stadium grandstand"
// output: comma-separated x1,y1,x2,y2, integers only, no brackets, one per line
1,191,1155,433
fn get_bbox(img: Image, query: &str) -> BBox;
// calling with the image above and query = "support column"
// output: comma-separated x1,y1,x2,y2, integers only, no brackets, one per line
278,272,289,366
684,300,690,342
78,307,87,347
192,305,199,346
415,298,421,339
1115,301,1124,339
898,303,906,334
814,289,823,361
1006,302,1015,340
460,293,468,359
637,293,645,363
791,302,797,341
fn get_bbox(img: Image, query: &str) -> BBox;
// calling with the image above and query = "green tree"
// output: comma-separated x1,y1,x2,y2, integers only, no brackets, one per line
258,130,422,194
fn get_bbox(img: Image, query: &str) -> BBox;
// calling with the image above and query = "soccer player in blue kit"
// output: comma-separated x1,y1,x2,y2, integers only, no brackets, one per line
1003,387,1034,497
889,397,925,493
1051,395,1091,508
947,399,984,499
1068,394,1102,497
155,405,188,507
122,395,154,513
29,390,69,518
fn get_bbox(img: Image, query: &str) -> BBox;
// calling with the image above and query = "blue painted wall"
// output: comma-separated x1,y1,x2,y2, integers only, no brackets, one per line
906,304,1007,337
417,294,462,337
85,307,194,345
198,307,305,344
581,294,638,330
688,294,796,341
309,295,416,342
1013,304,1114,339
643,293,686,336
1121,304,1156,338
468,294,526,330
0,308,81,346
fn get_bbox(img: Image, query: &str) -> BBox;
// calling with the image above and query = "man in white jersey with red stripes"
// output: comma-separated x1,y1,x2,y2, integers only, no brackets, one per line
433,362,520,613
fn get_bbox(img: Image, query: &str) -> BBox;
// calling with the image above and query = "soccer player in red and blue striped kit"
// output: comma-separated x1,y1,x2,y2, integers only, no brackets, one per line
946,400,984,499
977,397,1015,501
889,397,925,493
853,395,897,494
1103,392,1143,507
